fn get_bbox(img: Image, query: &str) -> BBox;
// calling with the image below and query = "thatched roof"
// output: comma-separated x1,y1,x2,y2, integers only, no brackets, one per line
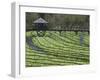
33,18,48,23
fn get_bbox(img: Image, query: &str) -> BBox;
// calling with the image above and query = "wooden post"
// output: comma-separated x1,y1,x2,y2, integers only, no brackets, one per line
75,31,78,35
59,31,62,36
79,32,84,46
88,31,89,35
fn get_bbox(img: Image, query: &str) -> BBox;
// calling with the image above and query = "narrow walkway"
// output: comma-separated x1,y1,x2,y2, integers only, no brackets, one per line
26,36,45,52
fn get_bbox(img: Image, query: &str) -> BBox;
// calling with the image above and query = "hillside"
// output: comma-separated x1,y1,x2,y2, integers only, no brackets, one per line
26,31,89,67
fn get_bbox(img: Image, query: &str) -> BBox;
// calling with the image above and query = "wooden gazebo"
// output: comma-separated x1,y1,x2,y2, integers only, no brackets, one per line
33,17,48,36
33,18,48,30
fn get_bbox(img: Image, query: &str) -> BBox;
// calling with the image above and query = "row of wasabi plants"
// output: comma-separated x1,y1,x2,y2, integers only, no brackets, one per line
26,31,89,67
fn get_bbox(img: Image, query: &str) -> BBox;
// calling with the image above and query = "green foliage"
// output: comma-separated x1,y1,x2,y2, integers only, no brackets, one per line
26,31,89,67
26,12,89,31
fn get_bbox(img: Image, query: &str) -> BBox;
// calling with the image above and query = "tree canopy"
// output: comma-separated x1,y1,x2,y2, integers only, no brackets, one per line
26,12,89,31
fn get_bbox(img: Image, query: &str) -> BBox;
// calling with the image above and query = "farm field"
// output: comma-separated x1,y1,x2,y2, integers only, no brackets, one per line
26,31,89,67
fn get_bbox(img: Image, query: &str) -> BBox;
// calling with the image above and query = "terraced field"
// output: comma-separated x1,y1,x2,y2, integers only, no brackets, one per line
26,31,89,67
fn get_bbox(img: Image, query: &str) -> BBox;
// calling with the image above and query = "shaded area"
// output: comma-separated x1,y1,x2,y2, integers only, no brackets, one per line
26,12,89,32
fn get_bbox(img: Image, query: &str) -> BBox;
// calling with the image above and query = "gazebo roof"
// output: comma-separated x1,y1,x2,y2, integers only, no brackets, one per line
33,18,48,24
